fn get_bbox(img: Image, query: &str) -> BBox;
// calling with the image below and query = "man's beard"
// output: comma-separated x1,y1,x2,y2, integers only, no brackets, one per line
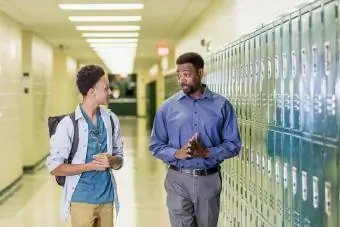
181,84,198,95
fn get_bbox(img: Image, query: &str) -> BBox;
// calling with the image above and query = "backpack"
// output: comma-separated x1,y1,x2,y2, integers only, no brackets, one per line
48,112,114,187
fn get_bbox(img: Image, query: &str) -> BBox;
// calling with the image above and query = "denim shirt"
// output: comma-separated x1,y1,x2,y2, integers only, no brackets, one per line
71,108,114,204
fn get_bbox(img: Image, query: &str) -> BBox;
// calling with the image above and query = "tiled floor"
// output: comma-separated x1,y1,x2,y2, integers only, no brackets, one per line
0,117,171,227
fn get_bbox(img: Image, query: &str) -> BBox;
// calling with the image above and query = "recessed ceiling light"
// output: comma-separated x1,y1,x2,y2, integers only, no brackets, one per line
86,38,138,43
69,16,142,22
76,25,140,31
82,33,139,38
59,3,144,10
90,43,138,48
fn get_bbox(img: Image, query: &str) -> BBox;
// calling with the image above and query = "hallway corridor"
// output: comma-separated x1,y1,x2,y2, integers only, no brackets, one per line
0,118,170,227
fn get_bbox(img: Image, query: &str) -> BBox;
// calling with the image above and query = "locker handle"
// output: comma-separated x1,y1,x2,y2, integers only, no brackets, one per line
268,59,272,79
324,42,331,76
312,45,317,75
291,50,296,78
274,55,279,78
282,53,287,79
325,182,331,216
301,48,307,77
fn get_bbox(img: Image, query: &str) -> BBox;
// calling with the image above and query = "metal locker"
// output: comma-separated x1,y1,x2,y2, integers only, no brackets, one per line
282,133,293,227
268,26,276,127
267,128,276,226
228,46,232,98
300,137,312,226
274,130,284,226
291,11,302,133
261,28,269,126
300,7,313,135
250,122,257,209
323,142,338,227
323,0,339,141
249,35,256,122
274,19,284,128
311,3,326,138
291,135,302,227
245,38,251,121
255,31,262,123
282,17,293,130
240,40,246,122
310,140,325,227
245,123,252,205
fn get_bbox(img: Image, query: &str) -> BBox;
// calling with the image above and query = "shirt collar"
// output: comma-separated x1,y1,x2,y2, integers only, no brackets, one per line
177,84,213,101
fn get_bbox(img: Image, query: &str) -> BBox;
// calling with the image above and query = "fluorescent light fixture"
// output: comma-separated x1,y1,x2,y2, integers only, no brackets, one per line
76,25,140,31
59,3,144,10
86,38,138,43
69,16,142,22
82,33,139,38
90,43,138,48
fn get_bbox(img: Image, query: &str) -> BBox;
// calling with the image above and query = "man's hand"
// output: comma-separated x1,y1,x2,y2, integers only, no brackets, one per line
188,133,210,158
108,155,123,170
91,153,110,171
175,143,192,160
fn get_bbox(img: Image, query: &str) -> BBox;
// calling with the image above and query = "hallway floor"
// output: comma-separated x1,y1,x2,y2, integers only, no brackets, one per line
0,117,171,227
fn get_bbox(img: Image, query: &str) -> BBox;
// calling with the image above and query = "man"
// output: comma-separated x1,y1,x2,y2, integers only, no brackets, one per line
46,65,123,227
149,52,241,227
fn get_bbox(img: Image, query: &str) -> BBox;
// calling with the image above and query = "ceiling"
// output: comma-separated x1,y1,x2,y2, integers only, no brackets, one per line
0,0,212,73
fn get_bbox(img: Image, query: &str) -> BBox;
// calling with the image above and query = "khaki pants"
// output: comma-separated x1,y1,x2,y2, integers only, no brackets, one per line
70,202,114,227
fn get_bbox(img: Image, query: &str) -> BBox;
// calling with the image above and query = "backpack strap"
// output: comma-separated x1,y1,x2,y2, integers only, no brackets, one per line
109,114,114,136
66,112,79,164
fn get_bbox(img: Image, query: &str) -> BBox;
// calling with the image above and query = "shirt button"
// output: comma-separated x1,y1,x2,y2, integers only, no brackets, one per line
194,124,197,126
194,112,197,114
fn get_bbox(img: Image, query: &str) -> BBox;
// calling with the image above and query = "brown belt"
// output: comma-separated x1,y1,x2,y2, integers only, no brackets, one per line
169,165,220,176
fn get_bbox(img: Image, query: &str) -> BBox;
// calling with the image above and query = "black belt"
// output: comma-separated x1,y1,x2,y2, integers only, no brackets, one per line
169,165,220,176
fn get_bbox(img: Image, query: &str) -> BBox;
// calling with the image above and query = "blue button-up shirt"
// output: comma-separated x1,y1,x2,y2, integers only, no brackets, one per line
149,86,242,170
71,108,114,204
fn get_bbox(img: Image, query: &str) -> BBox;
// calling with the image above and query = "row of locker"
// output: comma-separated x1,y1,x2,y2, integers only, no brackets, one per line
218,122,338,227
204,0,340,141
201,0,340,226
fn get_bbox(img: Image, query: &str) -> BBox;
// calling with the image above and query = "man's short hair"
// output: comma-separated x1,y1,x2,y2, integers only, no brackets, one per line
76,64,105,96
176,52,204,71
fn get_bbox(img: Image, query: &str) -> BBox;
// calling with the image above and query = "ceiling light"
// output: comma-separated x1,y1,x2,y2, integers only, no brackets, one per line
69,16,142,22
58,3,144,10
90,43,138,48
82,33,139,38
86,38,138,43
76,25,140,31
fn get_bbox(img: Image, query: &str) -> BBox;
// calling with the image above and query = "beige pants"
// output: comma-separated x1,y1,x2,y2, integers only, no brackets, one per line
70,202,114,227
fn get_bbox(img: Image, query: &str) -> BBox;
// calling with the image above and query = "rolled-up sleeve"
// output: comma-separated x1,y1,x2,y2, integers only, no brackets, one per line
111,113,124,167
45,118,72,173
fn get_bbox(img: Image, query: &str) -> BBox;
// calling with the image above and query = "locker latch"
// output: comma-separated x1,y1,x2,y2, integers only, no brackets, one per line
325,181,331,216
302,171,307,201
313,176,319,208
292,166,297,195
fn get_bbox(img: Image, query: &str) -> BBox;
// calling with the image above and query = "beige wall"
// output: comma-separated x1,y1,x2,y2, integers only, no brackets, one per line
52,51,79,116
176,0,310,57
0,13,80,193
21,32,54,168
0,11,23,191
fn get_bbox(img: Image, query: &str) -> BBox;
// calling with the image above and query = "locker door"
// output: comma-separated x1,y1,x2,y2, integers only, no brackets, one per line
282,133,293,227
267,25,276,227
310,140,325,227
324,0,339,141
311,4,326,138
255,32,261,124
274,130,284,226
275,21,284,129
250,36,256,122
300,137,312,226
245,38,251,122
301,8,313,135
291,13,302,133
282,18,292,130
291,134,302,226
323,142,338,227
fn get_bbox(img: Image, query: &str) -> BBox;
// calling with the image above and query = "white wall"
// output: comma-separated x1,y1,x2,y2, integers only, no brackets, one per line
176,0,311,57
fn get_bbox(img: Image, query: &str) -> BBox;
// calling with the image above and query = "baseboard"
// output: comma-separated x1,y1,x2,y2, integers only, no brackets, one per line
0,174,23,205
23,153,48,173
